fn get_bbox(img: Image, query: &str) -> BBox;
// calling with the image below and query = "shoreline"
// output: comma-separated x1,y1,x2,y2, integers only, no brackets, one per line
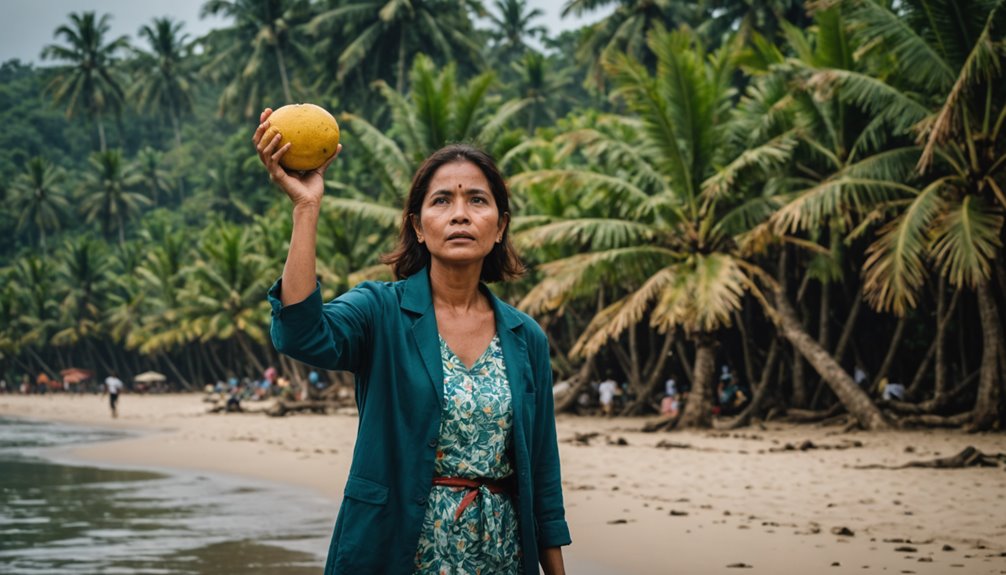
2,394,1005,574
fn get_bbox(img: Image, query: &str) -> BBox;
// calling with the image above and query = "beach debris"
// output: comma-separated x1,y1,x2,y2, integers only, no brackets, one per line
768,439,863,452
606,518,631,525
726,562,753,568
606,436,629,446
831,526,855,537
854,446,1006,470
943,544,955,551
895,546,918,553
831,562,840,566
565,432,600,445
669,510,689,516
655,439,692,449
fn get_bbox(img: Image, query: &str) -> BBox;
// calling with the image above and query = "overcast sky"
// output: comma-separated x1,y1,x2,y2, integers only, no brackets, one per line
1,0,607,65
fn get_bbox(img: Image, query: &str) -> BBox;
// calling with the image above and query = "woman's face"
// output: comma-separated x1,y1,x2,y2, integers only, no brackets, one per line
412,160,508,270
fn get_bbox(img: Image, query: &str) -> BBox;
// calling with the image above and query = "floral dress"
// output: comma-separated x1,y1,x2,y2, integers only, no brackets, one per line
413,334,523,575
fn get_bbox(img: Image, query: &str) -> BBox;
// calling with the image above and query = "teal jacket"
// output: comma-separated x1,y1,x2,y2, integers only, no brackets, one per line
268,267,571,574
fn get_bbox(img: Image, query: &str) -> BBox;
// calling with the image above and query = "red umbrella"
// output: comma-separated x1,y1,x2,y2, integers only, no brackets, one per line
60,368,94,385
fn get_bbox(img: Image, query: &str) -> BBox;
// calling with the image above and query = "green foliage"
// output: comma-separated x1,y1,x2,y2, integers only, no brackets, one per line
0,0,1000,424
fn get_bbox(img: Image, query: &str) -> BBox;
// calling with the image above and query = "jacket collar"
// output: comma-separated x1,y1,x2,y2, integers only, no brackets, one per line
401,266,526,409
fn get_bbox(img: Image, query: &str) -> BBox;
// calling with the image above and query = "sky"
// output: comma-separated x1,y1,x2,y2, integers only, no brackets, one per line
0,0,608,65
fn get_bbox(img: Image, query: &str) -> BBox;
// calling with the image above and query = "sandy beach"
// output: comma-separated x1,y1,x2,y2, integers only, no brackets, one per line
2,393,1005,574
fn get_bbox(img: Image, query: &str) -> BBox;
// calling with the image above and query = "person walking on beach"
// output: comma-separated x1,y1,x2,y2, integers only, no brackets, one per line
598,377,619,417
254,110,570,575
104,372,124,418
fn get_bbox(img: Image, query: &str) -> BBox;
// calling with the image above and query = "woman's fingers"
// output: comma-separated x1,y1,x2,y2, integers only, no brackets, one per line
252,120,270,147
270,142,291,164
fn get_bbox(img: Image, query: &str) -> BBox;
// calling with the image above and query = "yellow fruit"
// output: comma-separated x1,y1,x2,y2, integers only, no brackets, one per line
262,103,340,171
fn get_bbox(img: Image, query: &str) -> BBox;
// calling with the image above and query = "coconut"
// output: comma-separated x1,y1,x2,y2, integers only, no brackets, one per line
262,103,340,171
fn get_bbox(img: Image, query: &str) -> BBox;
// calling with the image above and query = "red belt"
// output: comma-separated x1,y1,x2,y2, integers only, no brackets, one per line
432,476,514,522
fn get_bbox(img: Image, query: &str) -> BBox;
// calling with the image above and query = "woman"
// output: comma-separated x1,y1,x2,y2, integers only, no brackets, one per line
253,109,570,575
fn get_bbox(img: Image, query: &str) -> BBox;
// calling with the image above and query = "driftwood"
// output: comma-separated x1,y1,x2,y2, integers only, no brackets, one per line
893,411,972,428
854,446,1006,470
266,399,344,417
784,403,844,423
641,414,678,432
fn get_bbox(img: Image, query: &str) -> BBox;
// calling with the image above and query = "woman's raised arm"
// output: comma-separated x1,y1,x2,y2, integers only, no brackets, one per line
252,107,341,306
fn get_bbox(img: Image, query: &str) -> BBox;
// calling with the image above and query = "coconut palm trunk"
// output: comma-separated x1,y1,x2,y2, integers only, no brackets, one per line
970,280,1003,431
771,285,890,430
678,333,716,428
273,38,292,103
96,115,107,152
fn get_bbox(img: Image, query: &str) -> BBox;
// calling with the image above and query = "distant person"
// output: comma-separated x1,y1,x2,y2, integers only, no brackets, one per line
854,365,868,387
882,379,905,401
717,367,749,416
664,377,677,398
263,365,277,385
599,378,619,417
661,377,679,417
104,372,124,418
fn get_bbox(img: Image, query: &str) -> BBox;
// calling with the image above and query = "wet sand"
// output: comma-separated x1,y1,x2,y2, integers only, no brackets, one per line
2,393,1005,574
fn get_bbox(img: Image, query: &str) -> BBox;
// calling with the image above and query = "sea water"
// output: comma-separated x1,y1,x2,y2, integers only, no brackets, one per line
0,417,334,574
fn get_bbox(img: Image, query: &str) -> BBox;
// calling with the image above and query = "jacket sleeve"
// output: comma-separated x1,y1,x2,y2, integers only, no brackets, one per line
267,279,377,373
529,324,572,548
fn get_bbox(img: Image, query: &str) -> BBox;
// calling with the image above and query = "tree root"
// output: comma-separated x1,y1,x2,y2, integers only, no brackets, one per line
854,446,1006,470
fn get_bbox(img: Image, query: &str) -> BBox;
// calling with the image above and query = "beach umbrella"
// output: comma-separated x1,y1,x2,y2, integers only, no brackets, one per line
60,368,94,384
133,371,167,383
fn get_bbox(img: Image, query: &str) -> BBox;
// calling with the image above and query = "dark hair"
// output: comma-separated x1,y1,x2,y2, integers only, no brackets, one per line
382,144,525,282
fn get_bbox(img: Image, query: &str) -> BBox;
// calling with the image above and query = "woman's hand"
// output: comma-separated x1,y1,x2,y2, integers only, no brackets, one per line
252,108,341,209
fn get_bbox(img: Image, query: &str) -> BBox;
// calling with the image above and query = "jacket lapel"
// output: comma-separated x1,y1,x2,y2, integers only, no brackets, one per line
402,267,444,406
484,286,528,446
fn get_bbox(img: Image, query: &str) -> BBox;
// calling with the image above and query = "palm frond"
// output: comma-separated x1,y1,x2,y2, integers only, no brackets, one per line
919,3,1006,171
652,253,747,333
515,218,655,251
701,133,797,202
847,0,956,91
808,69,932,138
322,197,402,230
518,246,676,315
772,147,922,232
861,177,952,315
340,112,411,193
930,194,1004,289
571,267,676,358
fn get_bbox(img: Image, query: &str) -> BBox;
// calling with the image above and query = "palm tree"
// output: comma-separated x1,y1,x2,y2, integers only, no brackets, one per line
133,147,174,207
41,11,130,152
511,51,574,133
50,235,113,372
308,0,484,93
181,222,273,373
12,255,61,378
8,157,69,251
131,17,196,148
79,150,151,246
339,54,529,204
756,6,925,407
561,0,707,87
708,0,810,44
802,0,1006,430
513,25,889,429
486,0,547,62
199,0,312,118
